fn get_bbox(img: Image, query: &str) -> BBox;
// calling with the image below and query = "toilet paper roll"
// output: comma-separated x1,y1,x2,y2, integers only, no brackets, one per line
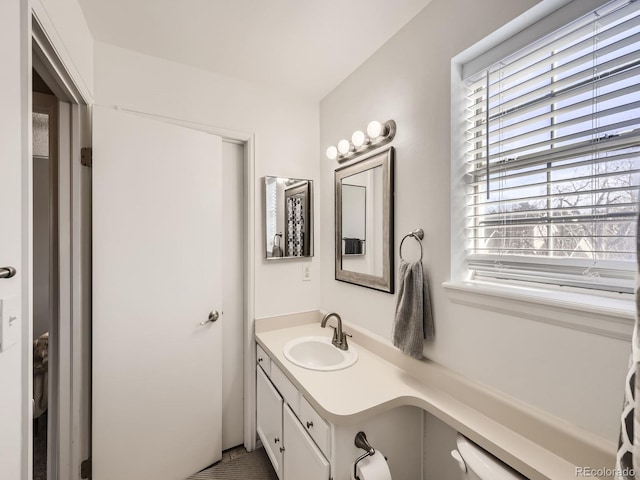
351,451,392,480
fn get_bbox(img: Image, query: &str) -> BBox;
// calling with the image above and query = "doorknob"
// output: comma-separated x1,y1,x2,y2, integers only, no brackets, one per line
0,267,16,279
200,310,220,325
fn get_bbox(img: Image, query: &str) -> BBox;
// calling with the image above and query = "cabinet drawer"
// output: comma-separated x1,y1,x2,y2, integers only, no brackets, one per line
270,363,300,416
256,344,271,377
300,396,331,458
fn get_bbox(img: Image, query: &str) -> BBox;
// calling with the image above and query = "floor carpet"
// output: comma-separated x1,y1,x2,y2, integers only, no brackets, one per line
187,446,278,480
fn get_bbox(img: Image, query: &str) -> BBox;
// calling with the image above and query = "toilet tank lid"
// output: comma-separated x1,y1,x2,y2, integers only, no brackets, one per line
456,434,527,480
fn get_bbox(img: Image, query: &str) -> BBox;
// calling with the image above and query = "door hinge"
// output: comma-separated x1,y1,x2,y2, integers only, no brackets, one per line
80,458,92,479
81,147,93,167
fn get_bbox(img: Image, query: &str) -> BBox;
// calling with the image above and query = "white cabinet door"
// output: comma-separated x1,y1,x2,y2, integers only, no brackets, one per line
283,405,330,480
257,367,284,479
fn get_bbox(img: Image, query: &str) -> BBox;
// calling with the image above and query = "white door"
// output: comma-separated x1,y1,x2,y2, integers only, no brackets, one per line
0,1,24,477
92,106,223,480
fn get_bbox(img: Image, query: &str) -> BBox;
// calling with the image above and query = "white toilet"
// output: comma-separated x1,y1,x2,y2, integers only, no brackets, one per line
451,434,527,480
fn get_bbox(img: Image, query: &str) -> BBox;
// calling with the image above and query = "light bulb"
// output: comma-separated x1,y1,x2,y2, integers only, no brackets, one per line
367,120,384,139
326,145,338,160
337,139,351,154
352,130,366,147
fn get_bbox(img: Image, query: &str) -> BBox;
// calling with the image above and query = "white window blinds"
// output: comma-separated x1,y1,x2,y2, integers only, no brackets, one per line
266,177,278,252
463,0,640,293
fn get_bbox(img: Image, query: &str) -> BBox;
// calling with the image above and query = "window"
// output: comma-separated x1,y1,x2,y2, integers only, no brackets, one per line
462,0,640,293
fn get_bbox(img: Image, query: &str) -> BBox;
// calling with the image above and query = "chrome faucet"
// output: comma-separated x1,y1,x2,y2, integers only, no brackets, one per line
321,312,351,350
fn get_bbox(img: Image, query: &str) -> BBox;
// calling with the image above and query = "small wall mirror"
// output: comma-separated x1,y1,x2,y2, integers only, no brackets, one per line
264,176,314,259
335,147,394,292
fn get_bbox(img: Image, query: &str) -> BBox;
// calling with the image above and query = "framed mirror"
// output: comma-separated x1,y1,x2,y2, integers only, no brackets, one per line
335,147,394,292
264,176,314,259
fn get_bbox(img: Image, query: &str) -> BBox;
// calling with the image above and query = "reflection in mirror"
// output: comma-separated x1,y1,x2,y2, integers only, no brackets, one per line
335,147,394,292
341,184,366,256
341,167,385,277
264,176,313,259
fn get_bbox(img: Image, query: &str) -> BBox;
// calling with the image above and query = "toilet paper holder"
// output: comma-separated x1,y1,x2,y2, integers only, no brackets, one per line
353,431,376,480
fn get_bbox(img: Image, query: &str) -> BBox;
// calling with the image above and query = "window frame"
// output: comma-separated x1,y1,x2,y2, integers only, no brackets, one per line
449,0,635,334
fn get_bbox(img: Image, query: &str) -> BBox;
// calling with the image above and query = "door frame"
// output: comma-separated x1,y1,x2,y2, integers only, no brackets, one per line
27,7,93,480
32,91,60,479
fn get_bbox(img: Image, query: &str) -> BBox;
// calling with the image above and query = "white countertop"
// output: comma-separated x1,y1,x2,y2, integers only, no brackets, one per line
255,312,616,480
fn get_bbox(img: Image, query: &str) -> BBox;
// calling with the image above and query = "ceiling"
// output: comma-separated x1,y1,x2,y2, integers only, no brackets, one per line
78,0,432,100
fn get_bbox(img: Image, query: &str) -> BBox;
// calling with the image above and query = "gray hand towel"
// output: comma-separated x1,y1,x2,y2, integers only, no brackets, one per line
392,260,434,359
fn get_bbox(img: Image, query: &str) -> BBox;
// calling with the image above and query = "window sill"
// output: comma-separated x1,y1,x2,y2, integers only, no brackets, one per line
442,280,634,341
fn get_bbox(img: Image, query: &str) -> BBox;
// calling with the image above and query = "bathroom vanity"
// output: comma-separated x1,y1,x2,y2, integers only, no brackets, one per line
256,339,423,480
255,311,616,480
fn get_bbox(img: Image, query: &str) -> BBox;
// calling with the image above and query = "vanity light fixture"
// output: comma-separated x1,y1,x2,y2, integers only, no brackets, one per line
351,130,367,148
337,139,353,155
367,120,383,139
326,119,396,163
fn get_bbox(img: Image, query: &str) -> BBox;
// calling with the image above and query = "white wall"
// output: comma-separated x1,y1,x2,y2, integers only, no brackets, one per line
423,412,460,480
319,0,629,450
94,42,321,318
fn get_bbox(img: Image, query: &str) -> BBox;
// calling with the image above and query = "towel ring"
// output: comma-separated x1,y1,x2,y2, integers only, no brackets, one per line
399,228,424,262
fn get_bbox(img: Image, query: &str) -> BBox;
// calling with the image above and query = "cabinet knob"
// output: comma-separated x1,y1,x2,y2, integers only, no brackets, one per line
274,437,280,443
306,421,313,429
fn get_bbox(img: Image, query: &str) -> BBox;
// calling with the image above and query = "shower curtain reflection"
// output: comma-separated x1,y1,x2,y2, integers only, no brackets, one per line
264,176,313,259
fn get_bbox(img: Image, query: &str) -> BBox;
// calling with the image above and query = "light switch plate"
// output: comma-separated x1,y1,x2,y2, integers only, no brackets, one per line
302,264,311,281
0,296,19,352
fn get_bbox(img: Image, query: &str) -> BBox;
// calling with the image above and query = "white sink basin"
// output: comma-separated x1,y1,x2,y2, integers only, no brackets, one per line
283,336,358,371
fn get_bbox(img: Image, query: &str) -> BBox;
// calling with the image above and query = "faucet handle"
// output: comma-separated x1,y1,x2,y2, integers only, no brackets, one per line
329,325,339,343
341,332,352,350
